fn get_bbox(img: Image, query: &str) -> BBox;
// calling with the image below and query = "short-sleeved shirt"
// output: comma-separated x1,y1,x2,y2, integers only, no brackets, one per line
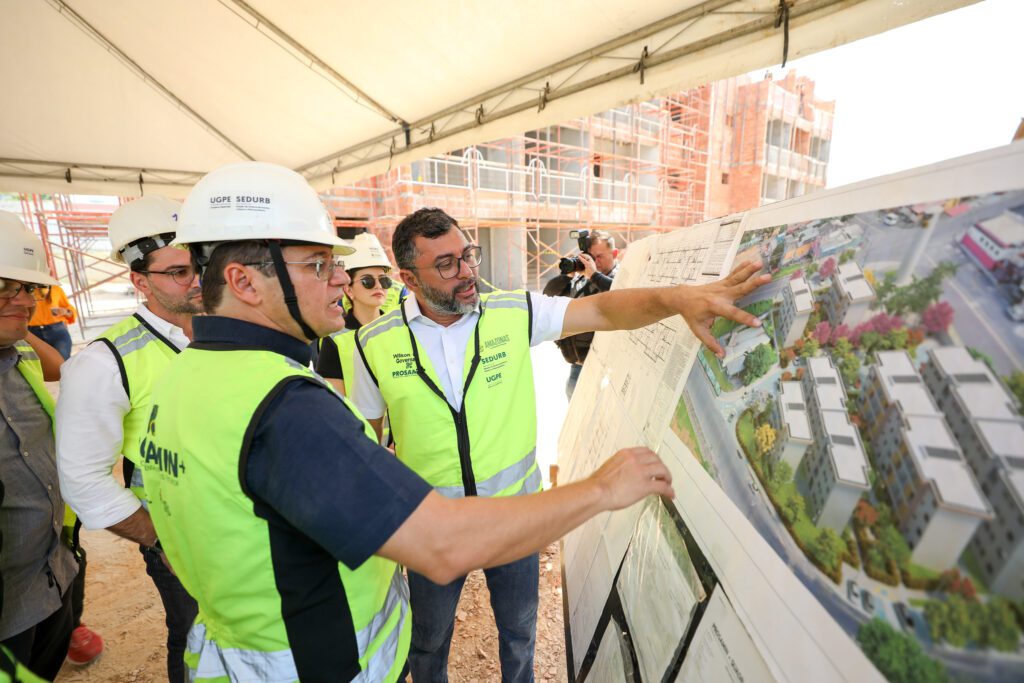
0,345,78,640
351,292,570,419
193,316,433,569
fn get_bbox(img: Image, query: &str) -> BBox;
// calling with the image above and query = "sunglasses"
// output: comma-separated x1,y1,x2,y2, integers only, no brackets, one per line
357,275,393,290
0,279,51,301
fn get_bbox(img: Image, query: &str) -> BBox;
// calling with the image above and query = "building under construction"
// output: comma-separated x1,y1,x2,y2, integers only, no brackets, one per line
323,71,833,291
16,71,833,327
322,86,714,291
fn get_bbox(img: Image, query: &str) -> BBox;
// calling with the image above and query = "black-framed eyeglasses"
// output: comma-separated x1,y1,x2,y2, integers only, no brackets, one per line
245,256,346,282
415,246,483,280
0,278,51,301
357,275,393,290
138,264,198,287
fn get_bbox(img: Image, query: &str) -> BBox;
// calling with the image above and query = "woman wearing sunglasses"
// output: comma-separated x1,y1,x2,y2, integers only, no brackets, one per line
316,231,396,397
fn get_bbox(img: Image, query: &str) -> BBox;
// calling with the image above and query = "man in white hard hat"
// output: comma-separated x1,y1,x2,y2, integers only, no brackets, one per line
55,196,200,682
139,161,674,682
0,212,80,680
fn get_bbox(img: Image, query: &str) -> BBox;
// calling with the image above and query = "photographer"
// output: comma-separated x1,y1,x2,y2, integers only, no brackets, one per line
548,229,619,398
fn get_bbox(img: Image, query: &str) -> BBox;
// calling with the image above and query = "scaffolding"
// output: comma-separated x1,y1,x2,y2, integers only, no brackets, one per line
18,194,130,337
323,88,712,290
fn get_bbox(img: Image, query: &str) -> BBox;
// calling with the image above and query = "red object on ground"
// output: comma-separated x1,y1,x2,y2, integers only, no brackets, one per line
66,624,104,666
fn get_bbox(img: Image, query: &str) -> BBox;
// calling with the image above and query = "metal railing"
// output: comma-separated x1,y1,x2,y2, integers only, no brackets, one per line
408,147,667,208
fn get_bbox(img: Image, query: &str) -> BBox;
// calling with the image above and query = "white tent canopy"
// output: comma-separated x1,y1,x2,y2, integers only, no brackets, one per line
1,0,972,197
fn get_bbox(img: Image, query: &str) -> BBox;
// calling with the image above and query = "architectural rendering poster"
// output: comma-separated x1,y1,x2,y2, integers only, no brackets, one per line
558,142,1024,683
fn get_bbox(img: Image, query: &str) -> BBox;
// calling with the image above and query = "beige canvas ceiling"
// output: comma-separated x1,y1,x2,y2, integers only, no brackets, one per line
0,0,973,197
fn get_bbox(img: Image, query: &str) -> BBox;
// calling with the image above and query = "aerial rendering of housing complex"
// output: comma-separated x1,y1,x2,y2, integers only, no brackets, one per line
683,192,1024,678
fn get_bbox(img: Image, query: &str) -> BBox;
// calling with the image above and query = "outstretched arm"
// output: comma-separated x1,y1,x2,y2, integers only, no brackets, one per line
560,260,770,357
379,447,673,584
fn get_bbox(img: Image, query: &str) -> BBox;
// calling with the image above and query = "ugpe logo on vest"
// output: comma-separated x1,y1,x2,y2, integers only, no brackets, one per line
139,405,187,479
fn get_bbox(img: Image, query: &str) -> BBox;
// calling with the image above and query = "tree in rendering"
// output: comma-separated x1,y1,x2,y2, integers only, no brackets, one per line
742,343,778,384
853,500,878,527
811,527,844,570
857,619,949,683
878,261,958,316
800,338,820,358
769,459,792,490
921,300,955,334
783,494,805,524
813,321,832,345
818,256,837,280
755,423,776,457
876,525,911,569
982,599,1023,651
1006,371,1024,415
937,569,977,602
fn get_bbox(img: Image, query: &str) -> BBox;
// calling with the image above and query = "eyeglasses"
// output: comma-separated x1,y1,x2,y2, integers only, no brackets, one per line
245,256,346,282
357,275,393,290
0,279,51,301
416,246,483,280
138,264,198,287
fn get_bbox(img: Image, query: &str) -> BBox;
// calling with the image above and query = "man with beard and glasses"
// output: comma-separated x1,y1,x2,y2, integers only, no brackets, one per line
352,207,769,682
55,196,201,682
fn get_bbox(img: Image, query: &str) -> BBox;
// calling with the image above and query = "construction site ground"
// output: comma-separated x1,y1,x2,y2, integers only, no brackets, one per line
54,337,572,682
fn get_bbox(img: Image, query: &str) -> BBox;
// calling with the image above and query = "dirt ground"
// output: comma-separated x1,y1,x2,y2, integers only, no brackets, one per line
56,532,567,682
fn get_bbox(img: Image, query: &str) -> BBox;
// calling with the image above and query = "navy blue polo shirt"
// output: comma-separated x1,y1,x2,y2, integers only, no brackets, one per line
192,316,432,569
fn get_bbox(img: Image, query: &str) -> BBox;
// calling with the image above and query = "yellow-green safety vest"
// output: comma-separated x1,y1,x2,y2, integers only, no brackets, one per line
140,346,410,682
324,327,358,393
94,313,179,501
13,341,78,539
318,325,393,446
356,290,541,498
0,646,46,683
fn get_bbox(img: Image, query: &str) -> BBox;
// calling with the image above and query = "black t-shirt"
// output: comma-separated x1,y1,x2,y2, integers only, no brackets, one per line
316,309,379,380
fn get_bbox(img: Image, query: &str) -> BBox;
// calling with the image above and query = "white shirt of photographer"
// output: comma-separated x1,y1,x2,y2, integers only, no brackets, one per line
351,291,570,419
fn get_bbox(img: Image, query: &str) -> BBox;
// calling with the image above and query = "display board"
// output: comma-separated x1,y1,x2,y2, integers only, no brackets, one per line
558,141,1024,682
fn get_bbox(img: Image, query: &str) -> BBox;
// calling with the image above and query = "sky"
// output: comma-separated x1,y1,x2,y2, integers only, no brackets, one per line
766,0,1023,189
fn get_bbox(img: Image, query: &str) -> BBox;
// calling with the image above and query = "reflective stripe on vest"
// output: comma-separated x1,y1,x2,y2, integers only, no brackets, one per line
357,290,540,498
433,448,541,499
142,347,409,682
96,314,179,502
185,566,409,682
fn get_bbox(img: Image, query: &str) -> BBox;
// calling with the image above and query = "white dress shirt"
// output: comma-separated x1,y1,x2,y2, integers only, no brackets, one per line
56,304,190,529
351,291,570,419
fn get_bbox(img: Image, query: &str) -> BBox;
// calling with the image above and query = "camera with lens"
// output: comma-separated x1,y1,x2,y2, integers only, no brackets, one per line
558,229,592,275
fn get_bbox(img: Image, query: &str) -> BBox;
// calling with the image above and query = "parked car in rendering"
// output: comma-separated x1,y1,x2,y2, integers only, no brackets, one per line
893,602,915,631
846,579,859,603
861,590,875,615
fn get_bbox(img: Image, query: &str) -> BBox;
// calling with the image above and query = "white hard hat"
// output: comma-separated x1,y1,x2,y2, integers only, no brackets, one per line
345,232,392,272
0,211,60,286
176,162,354,255
108,195,182,265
